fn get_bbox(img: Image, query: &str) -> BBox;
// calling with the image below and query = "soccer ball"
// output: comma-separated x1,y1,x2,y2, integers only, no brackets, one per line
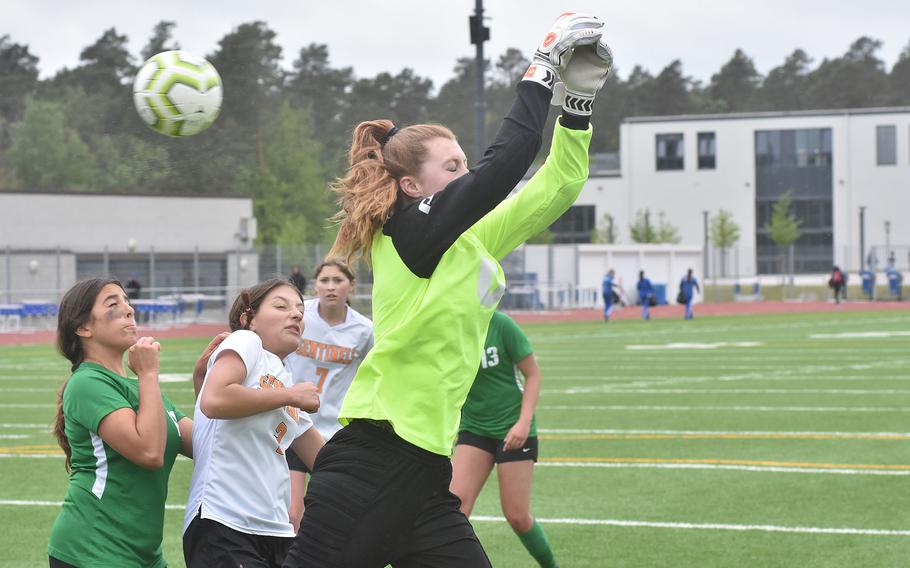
133,50,223,137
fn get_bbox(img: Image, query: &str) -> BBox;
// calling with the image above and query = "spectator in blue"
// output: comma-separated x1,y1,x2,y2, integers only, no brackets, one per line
637,270,653,321
601,269,616,321
679,268,700,320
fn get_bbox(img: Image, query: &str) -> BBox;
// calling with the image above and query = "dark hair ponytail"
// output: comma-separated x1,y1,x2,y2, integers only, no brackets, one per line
54,277,121,471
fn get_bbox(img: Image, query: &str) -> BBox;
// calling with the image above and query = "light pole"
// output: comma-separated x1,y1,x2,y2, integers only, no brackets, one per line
859,206,866,272
884,220,891,265
703,210,710,302
469,0,489,163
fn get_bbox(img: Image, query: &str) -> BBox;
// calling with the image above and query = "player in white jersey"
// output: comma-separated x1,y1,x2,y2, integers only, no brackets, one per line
183,279,324,568
283,259,374,530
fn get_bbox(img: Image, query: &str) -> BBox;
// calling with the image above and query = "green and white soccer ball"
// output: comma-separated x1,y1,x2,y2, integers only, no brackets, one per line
133,50,223,137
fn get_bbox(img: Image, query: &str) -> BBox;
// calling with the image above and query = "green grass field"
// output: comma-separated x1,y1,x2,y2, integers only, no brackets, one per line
1,310,908,567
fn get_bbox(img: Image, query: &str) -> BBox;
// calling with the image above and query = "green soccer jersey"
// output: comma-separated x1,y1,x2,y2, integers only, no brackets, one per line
460,311,536,439
339,116,591,456
48,362,185,568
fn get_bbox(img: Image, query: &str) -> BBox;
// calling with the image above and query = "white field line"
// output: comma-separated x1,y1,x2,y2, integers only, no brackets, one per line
0,500,905,536
543,387,910,395
538,428,910,437
537,405,909,412
810,331,910,339
1,455,905,476
535,462,910,476
0,454,61,458
0,424,48,429
625,342,763,350
0,435,30,439
470,514,910,536
0,386,194,393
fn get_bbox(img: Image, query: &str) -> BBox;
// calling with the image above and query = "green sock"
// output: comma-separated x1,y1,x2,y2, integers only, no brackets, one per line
516,519,557,568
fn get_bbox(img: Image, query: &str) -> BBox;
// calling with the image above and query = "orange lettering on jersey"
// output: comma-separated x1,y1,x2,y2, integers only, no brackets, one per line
273,421,287,455
296,338,357,364
259,374,285,390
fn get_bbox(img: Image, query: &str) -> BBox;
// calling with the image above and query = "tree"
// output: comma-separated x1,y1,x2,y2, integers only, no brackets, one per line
757,49,812,110
764,191,802,278
209,21,284,171
8,98,97,190
0,35,39,125
591,213,618,244
710,49,761,112
807,37,888,108
344,69,433,134
651,60,694,116
887,40,910,106
710,209,741,276
656,212,682,244
630,209,657,243
432,57,483,162
624,65,656,116
234,102,329,245
141,21,180,61
287,43,354,163
90,135,173,192
48,27,137,137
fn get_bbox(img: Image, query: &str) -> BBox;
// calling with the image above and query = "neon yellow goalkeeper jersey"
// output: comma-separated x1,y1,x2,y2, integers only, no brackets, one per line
339,82,592,455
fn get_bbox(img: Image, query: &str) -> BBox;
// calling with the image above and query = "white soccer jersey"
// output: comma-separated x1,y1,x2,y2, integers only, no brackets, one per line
183,330,314,537
284,299,374,439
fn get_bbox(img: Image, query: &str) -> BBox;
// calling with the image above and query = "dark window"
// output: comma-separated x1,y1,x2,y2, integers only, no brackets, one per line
76,255,227,296
876,125,896,165
550,205,595,244
656,133,684,170
756,129,831,168
697,132,716,169
754,128,833,275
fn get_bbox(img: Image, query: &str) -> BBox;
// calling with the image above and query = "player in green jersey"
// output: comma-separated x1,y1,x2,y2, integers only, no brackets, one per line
452,310,556,567
283,13,613,567
48,278,193,568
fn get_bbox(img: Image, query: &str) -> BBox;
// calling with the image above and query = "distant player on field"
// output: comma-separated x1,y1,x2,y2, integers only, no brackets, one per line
637,270,653,320
282,13,613,567
679,268,700,320
451,310,558,568
48,278,192,568
283,259,374,531
602,268,617,321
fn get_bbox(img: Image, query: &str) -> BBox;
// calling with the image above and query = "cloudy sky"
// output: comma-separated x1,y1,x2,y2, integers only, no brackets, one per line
7,0,910,89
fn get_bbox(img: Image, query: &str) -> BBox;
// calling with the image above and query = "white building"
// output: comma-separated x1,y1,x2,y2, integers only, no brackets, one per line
548,107,910,277
0,191,258,303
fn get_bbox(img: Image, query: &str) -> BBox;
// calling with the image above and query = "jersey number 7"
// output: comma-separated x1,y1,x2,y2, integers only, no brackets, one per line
315,367,329,393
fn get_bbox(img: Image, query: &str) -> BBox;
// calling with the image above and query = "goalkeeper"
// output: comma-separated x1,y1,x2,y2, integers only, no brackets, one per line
282,13,614,567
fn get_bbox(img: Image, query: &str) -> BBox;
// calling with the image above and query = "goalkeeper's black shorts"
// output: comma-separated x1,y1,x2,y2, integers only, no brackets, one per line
281,419,492,568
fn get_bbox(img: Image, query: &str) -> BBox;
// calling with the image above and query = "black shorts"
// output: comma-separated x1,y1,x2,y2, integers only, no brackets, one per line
183,510,292,568
48,558,77,568
281,420,492,568
456,430,539,463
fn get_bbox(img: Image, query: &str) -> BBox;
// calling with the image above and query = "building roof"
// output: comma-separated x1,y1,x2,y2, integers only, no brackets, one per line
624,106,910,124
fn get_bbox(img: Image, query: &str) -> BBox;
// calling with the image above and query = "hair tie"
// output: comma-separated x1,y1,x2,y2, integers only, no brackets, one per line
379,126,399,147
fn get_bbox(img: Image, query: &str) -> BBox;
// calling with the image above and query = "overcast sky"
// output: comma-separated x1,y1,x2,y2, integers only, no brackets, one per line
7,0,910,89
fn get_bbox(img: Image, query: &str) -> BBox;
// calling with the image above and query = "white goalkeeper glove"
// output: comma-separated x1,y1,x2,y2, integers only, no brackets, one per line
522,12,605,91
552,36,614,116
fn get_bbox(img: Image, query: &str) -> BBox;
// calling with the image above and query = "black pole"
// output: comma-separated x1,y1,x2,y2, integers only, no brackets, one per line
469,0,489,162
703,210,709,279
859,206,866,272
